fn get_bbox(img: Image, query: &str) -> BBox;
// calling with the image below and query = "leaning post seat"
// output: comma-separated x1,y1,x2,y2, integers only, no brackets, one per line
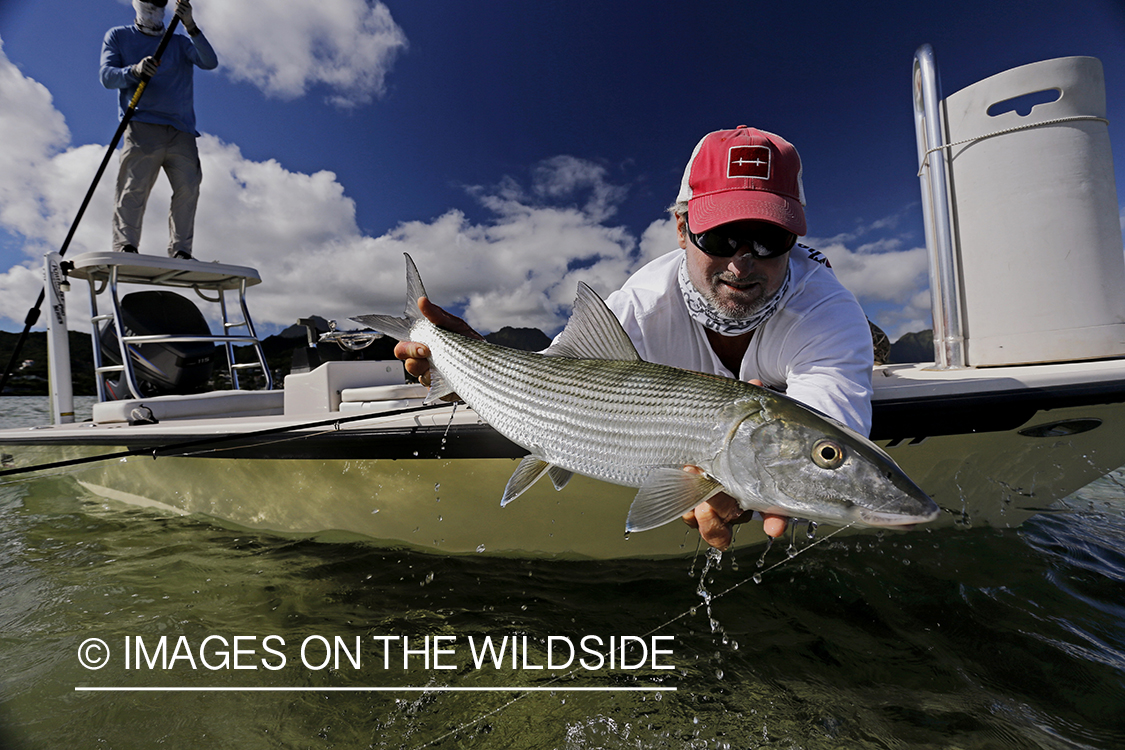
98,290,219,398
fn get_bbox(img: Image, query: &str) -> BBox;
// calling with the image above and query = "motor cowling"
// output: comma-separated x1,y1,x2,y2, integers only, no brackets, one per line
99,290,218,399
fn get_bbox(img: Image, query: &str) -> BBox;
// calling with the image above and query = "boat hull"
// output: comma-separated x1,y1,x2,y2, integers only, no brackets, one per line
4,391,1125,559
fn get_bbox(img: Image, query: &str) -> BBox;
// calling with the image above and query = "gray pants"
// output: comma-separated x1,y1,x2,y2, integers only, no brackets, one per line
113,122,201,257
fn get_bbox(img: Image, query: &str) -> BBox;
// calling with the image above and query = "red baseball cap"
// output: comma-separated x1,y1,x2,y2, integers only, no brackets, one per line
677,126,807,236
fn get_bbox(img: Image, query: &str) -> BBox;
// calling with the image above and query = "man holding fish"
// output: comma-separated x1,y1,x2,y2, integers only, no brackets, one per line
394,127,879,550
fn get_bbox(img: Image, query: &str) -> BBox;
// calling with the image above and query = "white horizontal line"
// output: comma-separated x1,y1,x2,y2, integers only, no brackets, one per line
75,686,676,693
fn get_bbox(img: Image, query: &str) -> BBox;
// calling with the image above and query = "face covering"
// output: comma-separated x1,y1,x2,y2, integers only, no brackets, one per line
677,254,792,337
133,0,166,35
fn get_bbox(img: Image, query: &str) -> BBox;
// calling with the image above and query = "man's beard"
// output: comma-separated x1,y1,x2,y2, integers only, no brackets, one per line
698,271,772,320
677,255,792,337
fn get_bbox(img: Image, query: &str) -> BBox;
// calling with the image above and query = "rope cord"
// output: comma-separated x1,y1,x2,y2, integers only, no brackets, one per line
917,115,1110,176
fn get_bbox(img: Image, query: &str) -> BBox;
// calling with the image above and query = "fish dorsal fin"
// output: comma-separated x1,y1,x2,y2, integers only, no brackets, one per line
542,282,641,362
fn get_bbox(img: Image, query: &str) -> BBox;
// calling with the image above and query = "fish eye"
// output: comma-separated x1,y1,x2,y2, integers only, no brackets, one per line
812,439,845,469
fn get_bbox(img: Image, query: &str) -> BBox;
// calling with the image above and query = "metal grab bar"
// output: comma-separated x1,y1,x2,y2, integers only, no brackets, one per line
913,44,967,370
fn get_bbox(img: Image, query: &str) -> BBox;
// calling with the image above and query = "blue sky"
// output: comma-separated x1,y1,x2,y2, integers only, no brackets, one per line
0,0,1123,341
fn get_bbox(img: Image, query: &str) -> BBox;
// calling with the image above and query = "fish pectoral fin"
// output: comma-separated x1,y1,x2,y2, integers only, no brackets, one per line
547,465,573,491
501,453,554,506
542,282,641,362
625,468,725,533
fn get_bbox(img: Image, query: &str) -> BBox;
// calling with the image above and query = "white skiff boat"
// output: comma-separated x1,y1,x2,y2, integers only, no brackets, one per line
2,47,1124,558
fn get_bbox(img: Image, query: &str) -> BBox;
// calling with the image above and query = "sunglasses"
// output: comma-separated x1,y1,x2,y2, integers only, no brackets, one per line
686,222,796,259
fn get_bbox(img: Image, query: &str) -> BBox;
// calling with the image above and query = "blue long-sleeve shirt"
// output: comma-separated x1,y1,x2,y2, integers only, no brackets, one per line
100,24,218,136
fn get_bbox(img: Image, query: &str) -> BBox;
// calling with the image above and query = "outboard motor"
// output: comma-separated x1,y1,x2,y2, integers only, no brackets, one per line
99,291,219,400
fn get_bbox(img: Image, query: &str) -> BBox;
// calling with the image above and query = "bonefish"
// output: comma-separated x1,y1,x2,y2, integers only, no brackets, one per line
353,254,938,533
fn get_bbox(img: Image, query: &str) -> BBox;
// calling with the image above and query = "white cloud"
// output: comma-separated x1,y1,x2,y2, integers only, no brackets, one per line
0,40,69,231
194,0,408,107
0,42,929,348
0,43,647,336
352,161,644,333
803,233,932,342
528,156,629,224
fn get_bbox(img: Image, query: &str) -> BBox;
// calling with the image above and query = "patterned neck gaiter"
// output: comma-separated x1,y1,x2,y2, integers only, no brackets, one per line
133,0,166,35
677,255,791,337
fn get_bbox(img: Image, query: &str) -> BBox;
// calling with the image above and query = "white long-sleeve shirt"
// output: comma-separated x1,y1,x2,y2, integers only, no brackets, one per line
604,247,874,435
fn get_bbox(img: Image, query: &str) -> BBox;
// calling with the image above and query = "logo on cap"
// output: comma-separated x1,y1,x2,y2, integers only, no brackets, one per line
727,145,770,180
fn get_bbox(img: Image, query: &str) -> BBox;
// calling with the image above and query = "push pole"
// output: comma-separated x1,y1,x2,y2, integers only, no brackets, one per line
0,16,181,396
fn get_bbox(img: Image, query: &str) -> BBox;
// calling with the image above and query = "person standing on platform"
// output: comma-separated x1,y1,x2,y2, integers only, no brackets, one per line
100,0,217,260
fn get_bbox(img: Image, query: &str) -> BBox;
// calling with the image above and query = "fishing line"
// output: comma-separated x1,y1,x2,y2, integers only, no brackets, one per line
173,402,463,464
0,401,453,482
641,520,859,640
402,518,862,750
5,393,938,744
406,489,947,747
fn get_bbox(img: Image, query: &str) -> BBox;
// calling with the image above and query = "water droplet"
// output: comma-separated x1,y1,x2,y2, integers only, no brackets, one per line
752,574,762,584
476,544,486,553
715,668,724,680
806,521,818,540
371,508,380,514
434,483,440,491
757,537,773,567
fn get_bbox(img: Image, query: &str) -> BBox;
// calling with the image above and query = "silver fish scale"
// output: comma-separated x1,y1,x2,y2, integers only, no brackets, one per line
417,320,761,488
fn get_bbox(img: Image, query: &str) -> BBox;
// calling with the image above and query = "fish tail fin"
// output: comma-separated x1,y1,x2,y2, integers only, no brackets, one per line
403,253,428,319
349,253,429,341
350,313,413,342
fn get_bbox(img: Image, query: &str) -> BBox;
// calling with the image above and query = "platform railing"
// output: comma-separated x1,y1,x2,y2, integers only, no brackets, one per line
85,260,274,401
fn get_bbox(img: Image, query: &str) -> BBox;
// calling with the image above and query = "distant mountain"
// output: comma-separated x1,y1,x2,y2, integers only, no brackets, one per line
278,315,332,340
0,330,96,395
484,326,552,352
888,329,934,364
2,322,939,397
